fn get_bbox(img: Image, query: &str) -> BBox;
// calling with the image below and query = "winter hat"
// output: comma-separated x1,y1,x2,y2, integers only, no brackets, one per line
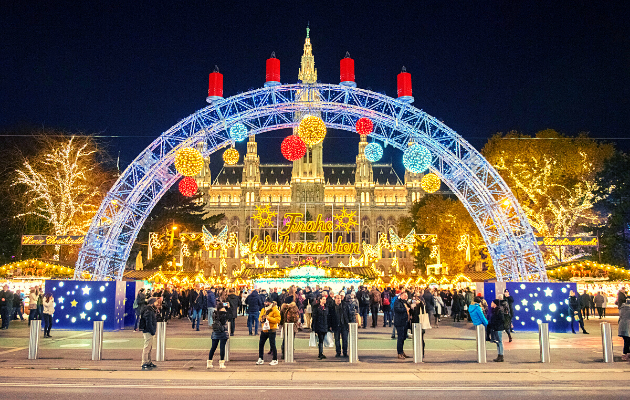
473,296,482,304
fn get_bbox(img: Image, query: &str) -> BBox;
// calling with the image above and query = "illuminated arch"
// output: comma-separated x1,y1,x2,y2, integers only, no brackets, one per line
76,84,547,282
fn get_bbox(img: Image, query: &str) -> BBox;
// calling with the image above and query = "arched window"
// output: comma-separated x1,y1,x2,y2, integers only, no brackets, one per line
361,192,365,203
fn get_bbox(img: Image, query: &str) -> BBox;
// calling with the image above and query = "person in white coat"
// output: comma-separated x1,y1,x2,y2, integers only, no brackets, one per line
433,291,445,327
42,293,55,338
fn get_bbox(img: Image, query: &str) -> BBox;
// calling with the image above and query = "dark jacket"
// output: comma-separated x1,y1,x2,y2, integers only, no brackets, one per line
504,295,515,316
206,291,216,308
617,291,627,309
358,289,370,308
0,290,13,308
410,299,425,324
194,291,206,311
579,293,591,309
311,304,329,333
422,290,435,313
212,308,229,339
488,302,505,332
393,297,410,327
451,293,461,313
246,290,263,314
568,295,580,313
227,294,239,319
141,305,158,336
328,301,351,332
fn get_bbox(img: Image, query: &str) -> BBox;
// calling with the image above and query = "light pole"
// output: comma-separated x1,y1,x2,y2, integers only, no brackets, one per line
170,225,177,271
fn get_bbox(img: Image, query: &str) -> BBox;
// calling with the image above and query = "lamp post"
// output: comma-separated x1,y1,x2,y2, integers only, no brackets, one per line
170,225,177,271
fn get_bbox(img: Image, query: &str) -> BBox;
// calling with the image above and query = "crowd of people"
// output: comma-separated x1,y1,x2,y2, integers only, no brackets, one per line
1,282,628,369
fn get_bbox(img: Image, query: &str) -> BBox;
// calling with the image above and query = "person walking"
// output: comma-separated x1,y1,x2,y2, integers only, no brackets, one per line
256,299,280,365
329,294,351,357
245,289,263,335
497,294,513,342
42,293,55,338
140,297,158,370
503,289,515,333
580,290,591,320
311,296,329,359
489,300,505,362
12,290,24,321
133,288,146,331
0,285,13,330
226,289,240,335
433,290,445,327
422,288,435,326
27,287,39,326
304,287,314,329
568,290,589,334
618,297,630,361
369,286,381,328
207,288,217,326
594,292,605,319
207,302,229,369
191,286,206,331
602,292,608,317
393,291,411,359
451,290,462,322
617,287,627,309
358,286,370,329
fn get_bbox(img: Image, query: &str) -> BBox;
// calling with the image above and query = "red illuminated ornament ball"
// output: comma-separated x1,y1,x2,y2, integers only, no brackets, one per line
281,135,307,161
355,117,373,135
178,177,198,197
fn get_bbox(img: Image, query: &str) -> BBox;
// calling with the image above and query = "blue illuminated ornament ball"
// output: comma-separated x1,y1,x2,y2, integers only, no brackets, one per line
403,143,432,173
364,143,383,162
229,123,248,142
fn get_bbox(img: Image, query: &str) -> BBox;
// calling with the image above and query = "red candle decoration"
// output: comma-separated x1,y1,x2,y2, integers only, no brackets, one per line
397,70,412,98
340,56,355,83
281,135,307,161
178,177,198,197
266,55,280,84
207,67,223,99
355,117,373,135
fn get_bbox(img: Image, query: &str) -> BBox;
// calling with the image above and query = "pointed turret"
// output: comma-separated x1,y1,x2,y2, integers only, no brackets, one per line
298,24,317,83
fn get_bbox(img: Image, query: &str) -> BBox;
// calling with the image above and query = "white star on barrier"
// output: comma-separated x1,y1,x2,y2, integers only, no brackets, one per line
543,287,553,297
80,312,86,319
533,301,542,311
521,299,528,306
82,286,91,295
57,297,64,304
545,314,552,321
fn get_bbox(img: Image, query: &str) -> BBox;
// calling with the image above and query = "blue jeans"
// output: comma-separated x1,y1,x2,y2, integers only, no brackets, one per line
383,308,393,326
247,313,259,334
207,307,215,326
359,307,368,328
492,330,503,355
192,309,202,330
395,325,407,354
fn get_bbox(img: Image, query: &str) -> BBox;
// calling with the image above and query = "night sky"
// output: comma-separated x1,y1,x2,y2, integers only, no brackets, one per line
2,1,629,175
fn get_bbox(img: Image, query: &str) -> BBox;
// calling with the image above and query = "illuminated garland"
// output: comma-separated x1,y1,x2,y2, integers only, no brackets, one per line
0,259,74,277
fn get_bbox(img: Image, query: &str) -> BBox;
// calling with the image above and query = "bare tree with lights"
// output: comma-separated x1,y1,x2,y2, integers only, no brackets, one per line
13,134,111,260
483,129,614,265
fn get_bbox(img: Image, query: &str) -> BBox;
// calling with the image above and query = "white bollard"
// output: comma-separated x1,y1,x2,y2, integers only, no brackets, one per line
156,321,166,362
538,322,551,363
225,321,230,362
600,322,614,363
348,323,359,363
28,320,41,360
476,324,487,363
91,321,104,361
284,323,294,363
412,323,423,363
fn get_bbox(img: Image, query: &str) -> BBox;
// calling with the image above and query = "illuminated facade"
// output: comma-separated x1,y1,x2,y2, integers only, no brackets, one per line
193,32,443,277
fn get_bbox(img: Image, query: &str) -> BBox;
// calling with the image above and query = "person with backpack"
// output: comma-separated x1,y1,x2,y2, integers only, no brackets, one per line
369,287,382,328
140,297,158,370
207,287,217,326
382,288,392,327
489,299,505,362
245,289,263,335
358,286,370,329
207,302,229,369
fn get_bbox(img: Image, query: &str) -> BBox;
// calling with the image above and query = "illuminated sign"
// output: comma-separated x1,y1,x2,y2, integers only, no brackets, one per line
21,235,85,246
536,237,598,246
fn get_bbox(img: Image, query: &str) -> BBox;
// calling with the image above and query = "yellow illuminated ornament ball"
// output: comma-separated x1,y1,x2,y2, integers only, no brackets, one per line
298,115,327,146
174,147,204,176
222,147,239,165
420,173,441,193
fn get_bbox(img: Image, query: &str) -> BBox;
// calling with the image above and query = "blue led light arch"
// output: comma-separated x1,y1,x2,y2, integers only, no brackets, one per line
75,84,547,282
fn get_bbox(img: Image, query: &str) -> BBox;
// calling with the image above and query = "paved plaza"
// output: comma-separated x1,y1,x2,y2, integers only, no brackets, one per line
0,312,628,398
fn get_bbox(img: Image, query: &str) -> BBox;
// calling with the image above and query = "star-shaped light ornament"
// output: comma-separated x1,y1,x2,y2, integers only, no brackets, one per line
57,297,64,304
521,299,528,306
82,286,91,295
543,287,553,297
334,207,359,232
70,299,78,307
251,204,277,228
80,312,87,319
533,301,542,311
545,314,552,321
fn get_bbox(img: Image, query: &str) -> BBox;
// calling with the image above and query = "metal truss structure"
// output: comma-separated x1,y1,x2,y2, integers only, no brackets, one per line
75,84,548,282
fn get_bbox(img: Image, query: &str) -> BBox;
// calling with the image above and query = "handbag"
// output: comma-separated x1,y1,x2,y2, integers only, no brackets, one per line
309,331,317,347
420,310,432,330
306,304,312,313
262,320,270,331
324,331,334,347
